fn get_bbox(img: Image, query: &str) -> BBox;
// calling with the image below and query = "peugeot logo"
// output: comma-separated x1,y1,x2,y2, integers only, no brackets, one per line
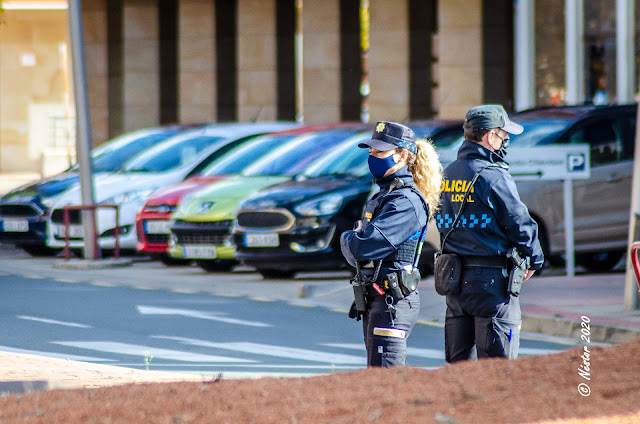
198,201,215,213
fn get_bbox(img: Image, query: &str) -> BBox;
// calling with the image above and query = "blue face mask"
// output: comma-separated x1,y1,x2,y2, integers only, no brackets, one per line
368,154,397,178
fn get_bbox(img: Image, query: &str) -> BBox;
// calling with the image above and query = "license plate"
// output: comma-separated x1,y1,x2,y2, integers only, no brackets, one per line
56,224,84,238
183,245,217,259
2,219,29,232
244,233,279,247
145,220,171,234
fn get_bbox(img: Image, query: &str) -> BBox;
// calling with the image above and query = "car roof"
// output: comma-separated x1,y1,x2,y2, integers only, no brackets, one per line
511,104,637,122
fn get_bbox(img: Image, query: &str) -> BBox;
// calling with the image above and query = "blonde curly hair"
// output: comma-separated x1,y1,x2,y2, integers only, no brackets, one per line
403,138,443,217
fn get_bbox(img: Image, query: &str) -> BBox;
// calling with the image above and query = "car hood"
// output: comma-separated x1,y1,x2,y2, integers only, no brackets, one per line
51,171,184,207
240,175,371,210
0,171,81,205
144,175,231,207
173,175,290,221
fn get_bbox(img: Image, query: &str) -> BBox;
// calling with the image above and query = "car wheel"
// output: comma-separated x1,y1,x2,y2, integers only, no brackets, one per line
196,260,236,272
157,254,192,266
576,251,623,272
21,245,61,257
257,269,297,279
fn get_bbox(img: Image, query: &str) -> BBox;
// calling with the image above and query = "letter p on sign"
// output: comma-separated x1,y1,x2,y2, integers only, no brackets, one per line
567,153,586,172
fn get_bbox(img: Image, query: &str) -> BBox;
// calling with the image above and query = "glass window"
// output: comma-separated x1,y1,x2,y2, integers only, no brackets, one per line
508,119,572,147
242,129,360,176
201,134,297,176
122,135,224,173
535,0,566,106
566,119,622,165
584,0,616,105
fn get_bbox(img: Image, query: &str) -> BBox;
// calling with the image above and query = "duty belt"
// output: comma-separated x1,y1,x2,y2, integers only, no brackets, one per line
462,255,506,268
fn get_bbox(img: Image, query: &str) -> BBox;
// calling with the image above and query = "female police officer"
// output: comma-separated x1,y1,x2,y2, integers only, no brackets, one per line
340,121,443,367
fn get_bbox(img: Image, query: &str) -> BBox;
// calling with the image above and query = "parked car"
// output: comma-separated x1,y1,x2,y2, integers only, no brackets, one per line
0,125,201,256
45,122,298,255
167,124,373,271
231,121,464,278
507,104,638,271
135,124,345,265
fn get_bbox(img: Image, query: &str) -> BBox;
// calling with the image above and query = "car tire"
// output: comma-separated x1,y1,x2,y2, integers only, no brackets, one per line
576,251,623,272
196,259,236,272
21,245,61,257
257,269,297,279
157,254,192,267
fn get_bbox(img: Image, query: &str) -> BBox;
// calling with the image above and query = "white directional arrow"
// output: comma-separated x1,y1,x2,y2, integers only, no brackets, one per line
136,305,271,327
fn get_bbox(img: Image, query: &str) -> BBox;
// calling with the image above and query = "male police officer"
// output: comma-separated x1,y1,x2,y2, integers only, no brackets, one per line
436,104,544,362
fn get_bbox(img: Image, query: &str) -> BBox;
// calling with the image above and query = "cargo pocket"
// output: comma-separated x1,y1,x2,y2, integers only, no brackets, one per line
490,317,521,359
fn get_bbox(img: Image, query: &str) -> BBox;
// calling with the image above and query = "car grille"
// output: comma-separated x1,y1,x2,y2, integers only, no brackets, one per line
51,209,81,224
236,210,294,231
172,220,233,245
146,234,169,244
0,204,41,218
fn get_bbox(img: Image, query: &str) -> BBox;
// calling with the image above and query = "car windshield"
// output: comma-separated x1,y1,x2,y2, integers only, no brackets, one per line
68,130,180,173
121,135,225,173
304,135,370,177
201,134,298,176
508,118,572,146
241,129,361,176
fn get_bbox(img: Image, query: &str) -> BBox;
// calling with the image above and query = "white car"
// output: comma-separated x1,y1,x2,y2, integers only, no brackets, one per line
45,122,299,254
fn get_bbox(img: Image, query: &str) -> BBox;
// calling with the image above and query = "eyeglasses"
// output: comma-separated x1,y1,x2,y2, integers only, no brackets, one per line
492,131,509,144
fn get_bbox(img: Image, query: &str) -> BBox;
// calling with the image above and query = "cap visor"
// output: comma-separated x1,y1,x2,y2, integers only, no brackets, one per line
503,120,523,135
357,139,397,151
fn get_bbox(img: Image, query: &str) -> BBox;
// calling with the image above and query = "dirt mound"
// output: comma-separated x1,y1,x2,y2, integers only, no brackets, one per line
1,340,639,423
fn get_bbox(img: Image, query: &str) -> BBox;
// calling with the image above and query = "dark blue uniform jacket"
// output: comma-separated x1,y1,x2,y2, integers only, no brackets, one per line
341,167,428,277
436,140,544,270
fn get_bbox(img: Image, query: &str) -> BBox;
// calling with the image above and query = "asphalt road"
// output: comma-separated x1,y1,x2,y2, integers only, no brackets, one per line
0,245,576,378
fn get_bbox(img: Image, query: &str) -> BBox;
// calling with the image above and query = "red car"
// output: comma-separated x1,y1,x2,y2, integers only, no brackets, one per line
135,123,360,265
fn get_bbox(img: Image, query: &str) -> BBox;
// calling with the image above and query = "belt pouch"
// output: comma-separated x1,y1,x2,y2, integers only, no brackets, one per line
383,272,404,302
351,277,368,312
398,268,421,295
433,252,462,296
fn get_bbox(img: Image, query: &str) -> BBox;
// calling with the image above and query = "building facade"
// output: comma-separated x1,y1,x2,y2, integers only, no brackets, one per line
0,0,638,175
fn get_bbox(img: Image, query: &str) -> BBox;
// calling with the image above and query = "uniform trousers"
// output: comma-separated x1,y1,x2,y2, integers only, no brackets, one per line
362,290,420,367
444,266,521,363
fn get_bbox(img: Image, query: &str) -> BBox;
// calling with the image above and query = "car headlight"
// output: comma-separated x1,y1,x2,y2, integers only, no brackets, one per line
100,188,156,206
294,194,343,217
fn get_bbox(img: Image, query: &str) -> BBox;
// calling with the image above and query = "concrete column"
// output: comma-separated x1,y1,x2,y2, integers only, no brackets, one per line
368,0,409,121
565,0,584,105
302,0,340,124
616,0,634,103
514,0,535,111
178,0,216,123
436,0,483,119
82,0,109,146
122,0,159,131
237,0,277,121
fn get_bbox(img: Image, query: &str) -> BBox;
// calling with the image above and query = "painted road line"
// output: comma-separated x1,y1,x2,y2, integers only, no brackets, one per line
52,341,257,363
137,305,271,327
91,281,117,287
287,301,317,308
0,345,114,362
17,315,93,328
171,288,198,294
321,343,446,360
55,278,80,283
249,296,277,302
24,274,44,279
416,319,445,328
519,347,565,356
155,336,366,365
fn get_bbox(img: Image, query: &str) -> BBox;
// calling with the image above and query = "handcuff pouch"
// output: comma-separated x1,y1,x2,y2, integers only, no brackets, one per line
398,268,420,295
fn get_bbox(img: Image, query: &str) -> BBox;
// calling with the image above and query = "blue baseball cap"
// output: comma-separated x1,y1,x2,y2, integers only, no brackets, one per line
358,121,418,153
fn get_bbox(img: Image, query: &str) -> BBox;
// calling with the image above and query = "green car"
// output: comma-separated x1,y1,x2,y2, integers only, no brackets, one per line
167,125,371,271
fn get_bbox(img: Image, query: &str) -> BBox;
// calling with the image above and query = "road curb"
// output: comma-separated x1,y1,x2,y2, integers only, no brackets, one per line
522,313,640,344
52,258,133,270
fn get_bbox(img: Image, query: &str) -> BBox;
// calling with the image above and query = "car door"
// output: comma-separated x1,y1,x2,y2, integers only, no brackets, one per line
554,115,633,252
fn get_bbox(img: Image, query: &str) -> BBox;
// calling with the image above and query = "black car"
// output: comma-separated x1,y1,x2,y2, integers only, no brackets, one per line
232,121,463,279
